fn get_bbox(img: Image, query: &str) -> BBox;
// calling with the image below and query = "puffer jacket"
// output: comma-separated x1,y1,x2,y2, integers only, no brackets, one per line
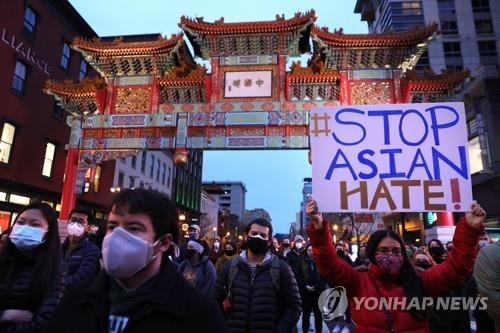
213,251,302,333
0,243,64,333
62,237,100,287
308,217,482,333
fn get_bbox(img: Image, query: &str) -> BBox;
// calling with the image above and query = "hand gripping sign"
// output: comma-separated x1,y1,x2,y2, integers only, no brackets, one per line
310,103,472,212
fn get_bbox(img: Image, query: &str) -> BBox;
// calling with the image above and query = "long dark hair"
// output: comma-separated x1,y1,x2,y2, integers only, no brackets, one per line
2,202,61,302
366,230,426,320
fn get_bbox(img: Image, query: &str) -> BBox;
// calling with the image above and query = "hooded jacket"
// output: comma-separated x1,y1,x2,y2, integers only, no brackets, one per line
46,260,227,333
178,256,217,297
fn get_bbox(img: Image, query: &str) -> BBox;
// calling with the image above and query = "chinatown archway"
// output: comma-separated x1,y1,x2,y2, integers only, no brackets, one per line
44,11,468,229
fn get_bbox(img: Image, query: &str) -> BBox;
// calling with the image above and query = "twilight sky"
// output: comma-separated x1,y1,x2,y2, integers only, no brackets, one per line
69,0,367,233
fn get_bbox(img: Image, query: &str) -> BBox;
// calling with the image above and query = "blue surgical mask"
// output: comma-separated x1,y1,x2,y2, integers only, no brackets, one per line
9,224,47,251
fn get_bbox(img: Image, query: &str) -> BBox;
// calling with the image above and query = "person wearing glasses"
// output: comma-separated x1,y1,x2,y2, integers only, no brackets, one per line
62,208,100,288
306,199,486,333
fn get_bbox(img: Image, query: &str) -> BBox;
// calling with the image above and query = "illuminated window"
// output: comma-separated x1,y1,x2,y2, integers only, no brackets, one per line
468,136,484,174
23,6,37,38
11,61,27,95
42,142,55,177
60,43,71,70
0,123,16,164
0,192,7,201
9,194,30,206
93,165,101,192
84,182,90,193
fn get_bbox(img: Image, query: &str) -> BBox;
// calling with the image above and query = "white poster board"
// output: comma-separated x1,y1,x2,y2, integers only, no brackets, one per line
310,102,472,212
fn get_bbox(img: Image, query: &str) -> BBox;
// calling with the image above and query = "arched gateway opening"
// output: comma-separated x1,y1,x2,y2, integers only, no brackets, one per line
44,11,468,232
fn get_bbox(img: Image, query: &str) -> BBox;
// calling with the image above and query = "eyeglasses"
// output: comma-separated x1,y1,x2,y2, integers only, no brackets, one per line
376,247,402,255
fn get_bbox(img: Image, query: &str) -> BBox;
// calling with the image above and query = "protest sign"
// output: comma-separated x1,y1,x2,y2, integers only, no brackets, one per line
310,102,472,212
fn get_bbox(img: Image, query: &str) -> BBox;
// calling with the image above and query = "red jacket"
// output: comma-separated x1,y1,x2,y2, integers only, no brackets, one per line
307,217,482,333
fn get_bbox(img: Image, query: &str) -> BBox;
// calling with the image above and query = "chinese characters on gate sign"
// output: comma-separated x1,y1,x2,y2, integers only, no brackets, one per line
224,71,272,98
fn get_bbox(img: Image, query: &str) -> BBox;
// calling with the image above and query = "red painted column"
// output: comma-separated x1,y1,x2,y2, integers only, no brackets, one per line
339,70,351,105
278,55,287,101
210,57,220,103
401,82,412,104
60,147,79,220
436,212,455,226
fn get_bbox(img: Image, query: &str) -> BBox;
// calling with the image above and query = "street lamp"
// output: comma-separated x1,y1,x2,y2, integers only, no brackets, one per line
212,226,217,239
179,213,186,221
110,187,121,193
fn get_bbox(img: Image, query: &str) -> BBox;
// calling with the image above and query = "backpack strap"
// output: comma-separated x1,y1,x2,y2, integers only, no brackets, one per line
227,257,239,296
270,255,281,295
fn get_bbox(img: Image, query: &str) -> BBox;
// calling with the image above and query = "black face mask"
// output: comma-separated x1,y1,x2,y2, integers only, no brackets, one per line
225,249,236,256
283,243,290,248
246,236,269,255
186,249,198,259
336,249,344,256
415,260,432,270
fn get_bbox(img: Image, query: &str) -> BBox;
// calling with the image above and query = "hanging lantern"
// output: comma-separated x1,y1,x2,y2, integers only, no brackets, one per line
174,148,188,165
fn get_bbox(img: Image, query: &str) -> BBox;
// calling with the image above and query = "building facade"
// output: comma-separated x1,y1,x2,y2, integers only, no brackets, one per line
355,0,500,74
299,177,312,234
173,150,203,225
0,0,114,232
203,181,246,222
355,0,500,230
111,151,174,196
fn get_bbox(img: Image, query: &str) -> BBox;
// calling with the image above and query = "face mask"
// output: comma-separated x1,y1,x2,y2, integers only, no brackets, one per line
428,247,445,261
336,248,344,256
295,242,303,250
246,236,268,255
283,243,290,248
213,242,220,251
102,227,159,280
375,254,404,274
405,249,413,258
479,240,489,249
415,260,432,270
67,222,85,238
225,248,236,256
188,233,197,241
9,224,47,251
186,249,198,259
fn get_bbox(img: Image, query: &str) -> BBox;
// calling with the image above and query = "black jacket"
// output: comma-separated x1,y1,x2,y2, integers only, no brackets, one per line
46,260,227,333
214,252,302,333
0,245,64,333
285,248,305,289
62,238,100,287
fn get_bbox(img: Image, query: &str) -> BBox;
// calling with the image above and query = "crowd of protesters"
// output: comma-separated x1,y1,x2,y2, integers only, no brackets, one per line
0,189,499,333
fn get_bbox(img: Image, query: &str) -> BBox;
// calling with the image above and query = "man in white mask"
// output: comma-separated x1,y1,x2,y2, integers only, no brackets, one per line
47,188,227,333
62,208,100,288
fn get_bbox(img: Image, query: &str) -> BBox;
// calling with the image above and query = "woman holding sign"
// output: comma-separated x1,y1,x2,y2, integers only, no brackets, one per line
306,199,485,333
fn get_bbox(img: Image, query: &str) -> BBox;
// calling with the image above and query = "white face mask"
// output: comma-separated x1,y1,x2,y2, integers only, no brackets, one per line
295,242,303,250
101,227,160,280
67,222,85,238
9,224,47,251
